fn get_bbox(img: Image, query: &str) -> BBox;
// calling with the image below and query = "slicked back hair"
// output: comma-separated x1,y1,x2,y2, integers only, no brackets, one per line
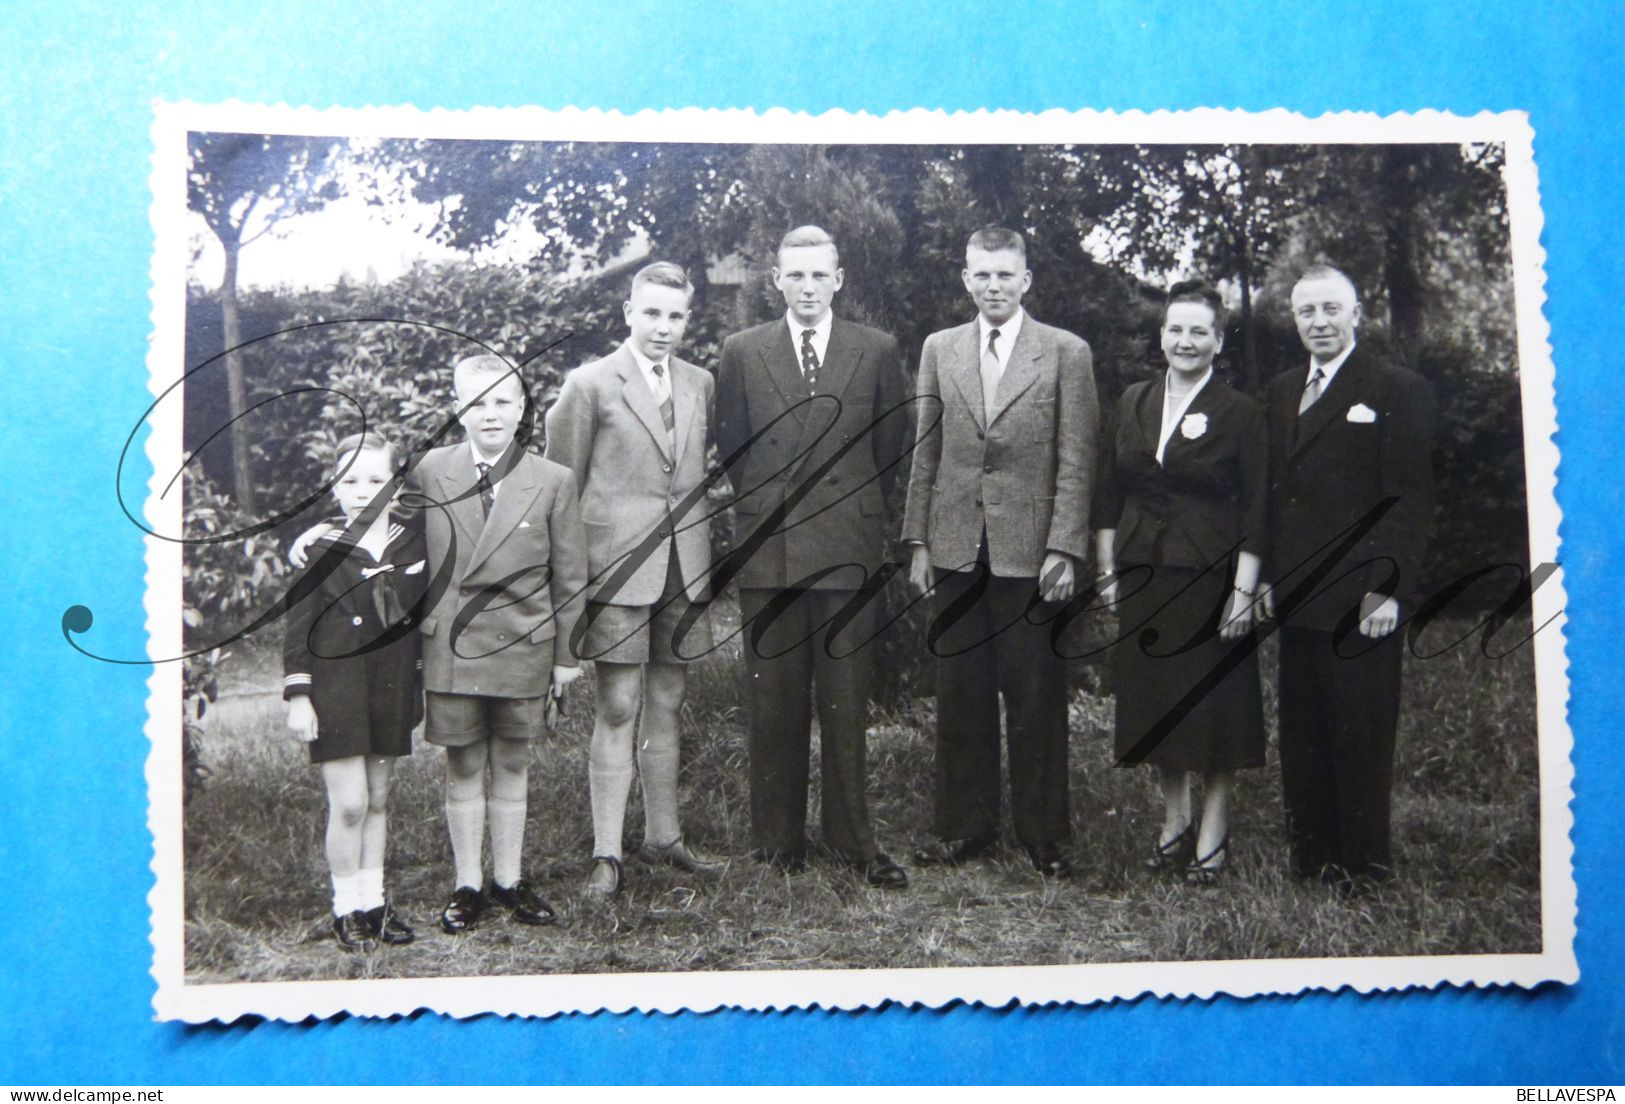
1294,263,1360,301
631,260,693,298
966,225,1027,261
1164,279,1226,330
777,225,840,266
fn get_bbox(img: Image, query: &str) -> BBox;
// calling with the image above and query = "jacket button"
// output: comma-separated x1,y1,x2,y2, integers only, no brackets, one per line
351,616,364,626
974,498,982,508
662,464,672,473
976,431,985,440
983,464,994,474
497,632,507,641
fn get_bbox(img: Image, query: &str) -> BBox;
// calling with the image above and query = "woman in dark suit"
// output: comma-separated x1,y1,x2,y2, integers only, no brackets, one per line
1093,280,1268,883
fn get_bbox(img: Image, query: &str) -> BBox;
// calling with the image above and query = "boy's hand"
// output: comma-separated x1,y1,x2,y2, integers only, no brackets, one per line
286,695,319,743
288,522,340,569
908,544,933,596
551,664,583,692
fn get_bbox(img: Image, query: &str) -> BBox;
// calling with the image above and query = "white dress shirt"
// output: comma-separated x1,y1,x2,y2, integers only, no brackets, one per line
629,344,672,405
786,308,833,367
1307,342,1357,392
977,306,1025,374
1156,367,1213,465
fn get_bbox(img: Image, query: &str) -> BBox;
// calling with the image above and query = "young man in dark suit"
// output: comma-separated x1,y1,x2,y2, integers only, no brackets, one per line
902,226,1099,877
714,225,913,888
1261,263,1436,894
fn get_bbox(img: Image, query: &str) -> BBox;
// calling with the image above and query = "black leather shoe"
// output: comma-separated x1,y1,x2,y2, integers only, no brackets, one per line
364,903,416,945
1024,842,1074,878
852,851,909,889
332,909,376,951
913,835,998,867
490,878,558,926
583,856,622,899
439,885,487,934
755,847,808,874
640,835,727,876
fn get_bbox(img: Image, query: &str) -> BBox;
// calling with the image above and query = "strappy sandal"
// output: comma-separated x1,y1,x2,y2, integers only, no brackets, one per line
1185,836,1231,886
1145,822,1196,872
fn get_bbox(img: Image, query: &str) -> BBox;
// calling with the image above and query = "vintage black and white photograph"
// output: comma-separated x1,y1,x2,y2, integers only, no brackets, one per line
145,105,1569,1021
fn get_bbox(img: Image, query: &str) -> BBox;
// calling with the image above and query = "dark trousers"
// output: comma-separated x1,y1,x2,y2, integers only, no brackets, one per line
738,586,878,859
1277,624,1404,883
929,567,1071,848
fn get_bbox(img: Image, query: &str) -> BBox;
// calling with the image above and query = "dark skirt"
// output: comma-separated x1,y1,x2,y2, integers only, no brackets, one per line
1111,560,1265,773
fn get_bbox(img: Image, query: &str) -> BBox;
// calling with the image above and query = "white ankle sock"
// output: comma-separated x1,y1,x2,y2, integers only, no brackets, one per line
358,866,385,910
330,871,360,917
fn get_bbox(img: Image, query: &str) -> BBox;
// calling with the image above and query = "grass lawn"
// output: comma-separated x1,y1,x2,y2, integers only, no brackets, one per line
182,600,1542,984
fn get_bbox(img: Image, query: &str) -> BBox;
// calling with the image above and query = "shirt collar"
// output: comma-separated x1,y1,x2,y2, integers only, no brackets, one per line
978,307,1024,357
1310,341,1357,387
627,341,669,378
468,439,506,472
786,308,833,343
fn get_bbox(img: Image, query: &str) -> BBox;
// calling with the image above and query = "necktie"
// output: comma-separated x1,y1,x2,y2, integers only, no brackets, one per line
475,461,494,519
652,361,677,448
980,327,1003,421
1299,366,1325,415
800,328,820,392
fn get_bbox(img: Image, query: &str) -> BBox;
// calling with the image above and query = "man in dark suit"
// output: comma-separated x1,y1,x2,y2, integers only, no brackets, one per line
1261,263,1436,893
902,226,1099,877
715,225,913,888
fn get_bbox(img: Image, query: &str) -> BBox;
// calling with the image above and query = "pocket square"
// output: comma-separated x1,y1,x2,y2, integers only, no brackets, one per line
519,521,532,529
1346,403,1378,423
404,559,426,574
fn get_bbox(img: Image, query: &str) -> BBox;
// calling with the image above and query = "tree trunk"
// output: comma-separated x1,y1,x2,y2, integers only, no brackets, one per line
219,242,256,513
1234,149,1259,394
1382,146,1426,369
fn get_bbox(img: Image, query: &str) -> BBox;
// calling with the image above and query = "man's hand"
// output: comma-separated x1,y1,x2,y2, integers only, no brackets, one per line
551,664,584,692
288,521,340,569
1359,594,1400,639
1039,551,1075,605
908,543,933,597
286,695,318,743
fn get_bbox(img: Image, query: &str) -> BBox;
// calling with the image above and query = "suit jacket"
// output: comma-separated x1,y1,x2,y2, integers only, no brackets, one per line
1093,374,1267,570
410,443,589,696
544,341,714,606
902,314,1098,577
715,315,911,591
1265,344,1436,632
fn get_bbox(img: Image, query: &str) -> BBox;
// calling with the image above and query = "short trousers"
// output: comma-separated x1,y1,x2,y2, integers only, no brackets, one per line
424,691,549,747
579,549,712,665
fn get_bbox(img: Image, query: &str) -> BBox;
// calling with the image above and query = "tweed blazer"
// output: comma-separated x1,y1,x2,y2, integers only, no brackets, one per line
1093,374,1268,571
410,443,589,697
1264,343,1436,632
902,313,1098,577
544,341,714,606
715,315,911,591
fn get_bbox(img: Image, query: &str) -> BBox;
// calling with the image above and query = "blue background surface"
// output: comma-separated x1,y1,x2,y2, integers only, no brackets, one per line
2,0,1621,1084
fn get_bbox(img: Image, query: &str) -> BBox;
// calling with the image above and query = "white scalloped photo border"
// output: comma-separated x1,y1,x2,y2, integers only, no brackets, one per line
145,102,1571,1023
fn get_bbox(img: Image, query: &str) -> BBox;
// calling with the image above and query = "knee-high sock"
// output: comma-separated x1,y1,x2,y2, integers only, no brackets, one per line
487,795,528,890
638,733,681,847
444,793,486,890
589,758,635,859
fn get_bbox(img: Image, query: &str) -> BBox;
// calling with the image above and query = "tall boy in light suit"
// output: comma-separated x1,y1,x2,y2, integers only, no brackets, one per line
903,226,1099,878
415,354,589,932
545,261,724,898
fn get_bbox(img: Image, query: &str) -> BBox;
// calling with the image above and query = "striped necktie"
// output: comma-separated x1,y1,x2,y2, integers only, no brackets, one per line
652,361,676,448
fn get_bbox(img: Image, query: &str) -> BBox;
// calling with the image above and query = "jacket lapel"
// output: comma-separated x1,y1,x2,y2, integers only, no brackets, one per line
946,323,987,432
670,358,700,466
815,318,864,405
437,446,487,554
988,319,1043,429
757,321,812,426
1291,347,1369,456
1161,374,1221,466
465,451,541,578
615,345,675,464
